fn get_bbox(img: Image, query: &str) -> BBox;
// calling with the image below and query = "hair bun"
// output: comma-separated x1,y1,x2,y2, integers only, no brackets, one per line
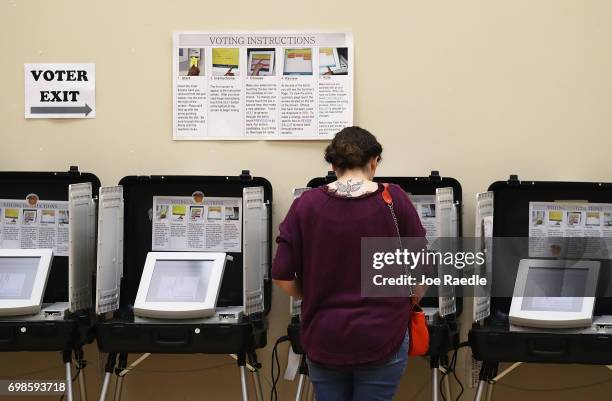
324,126,382,170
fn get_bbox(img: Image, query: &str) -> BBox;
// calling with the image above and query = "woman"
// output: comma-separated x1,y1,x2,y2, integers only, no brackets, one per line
272,126,426,401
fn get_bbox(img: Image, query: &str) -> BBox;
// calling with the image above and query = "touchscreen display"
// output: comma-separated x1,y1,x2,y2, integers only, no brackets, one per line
145,260,213,303
0,257,41,300
521,267,588,312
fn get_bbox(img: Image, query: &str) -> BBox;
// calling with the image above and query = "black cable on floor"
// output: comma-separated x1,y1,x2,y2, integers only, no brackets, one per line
270,336,289,401
437,346,464,401
450,350,464,401
439,370,449,401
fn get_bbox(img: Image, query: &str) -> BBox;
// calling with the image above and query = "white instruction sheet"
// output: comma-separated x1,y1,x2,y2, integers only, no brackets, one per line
0,198,70,256
408,194,438,242
529,201,612,258
152,196,242,252
173,31,353,140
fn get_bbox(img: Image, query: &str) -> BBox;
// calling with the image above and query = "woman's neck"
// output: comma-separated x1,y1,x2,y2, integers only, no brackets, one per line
336,168,372,182
329,170,377,197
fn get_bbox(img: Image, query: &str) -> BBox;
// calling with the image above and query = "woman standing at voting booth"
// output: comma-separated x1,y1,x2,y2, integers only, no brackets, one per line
272,127,426,401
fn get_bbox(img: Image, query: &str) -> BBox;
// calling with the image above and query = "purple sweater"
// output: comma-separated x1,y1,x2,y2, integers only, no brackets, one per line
272,183,426,366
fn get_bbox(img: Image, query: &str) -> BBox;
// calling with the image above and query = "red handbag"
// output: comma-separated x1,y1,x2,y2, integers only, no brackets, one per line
408,302,430,356
382,183,430,356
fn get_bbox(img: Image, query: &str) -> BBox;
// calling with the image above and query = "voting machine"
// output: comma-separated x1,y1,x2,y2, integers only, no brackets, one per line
94,171,272,401
0,167,100,401
469,176,612,401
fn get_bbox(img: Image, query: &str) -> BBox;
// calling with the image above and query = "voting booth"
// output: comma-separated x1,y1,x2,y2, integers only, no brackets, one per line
0,167,100,401
94,171,272,401
469,176,612,401
286,171,463,401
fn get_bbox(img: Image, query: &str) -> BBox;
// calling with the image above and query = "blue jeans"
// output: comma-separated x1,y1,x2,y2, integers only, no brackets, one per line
306,331,409,401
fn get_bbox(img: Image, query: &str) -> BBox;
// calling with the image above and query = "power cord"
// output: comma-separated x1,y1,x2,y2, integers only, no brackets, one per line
439,372,448,401
450,348,464,401
270,335,289,401
438,342,470,401
438,350,461,401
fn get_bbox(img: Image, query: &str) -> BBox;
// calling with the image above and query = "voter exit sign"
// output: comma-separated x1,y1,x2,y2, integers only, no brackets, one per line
25,63,95,119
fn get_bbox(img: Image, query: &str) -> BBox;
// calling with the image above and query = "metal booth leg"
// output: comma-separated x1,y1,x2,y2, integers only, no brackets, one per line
62,350,74,401
441,368,452,401
474,363,498,401
113,354,128,401
430,355,440,401
296,376,307,401
74,348,88,401
99,353,117,401
248,351,264,401
431,367,439,401
484,361,522,401
237,353,250,401
295,375,306,401
474,379,487,401
295,355,308,401
485,382,494,401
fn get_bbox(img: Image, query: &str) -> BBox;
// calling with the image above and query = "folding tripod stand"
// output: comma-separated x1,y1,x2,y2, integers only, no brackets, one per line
54,347,89,401
97,351,265,401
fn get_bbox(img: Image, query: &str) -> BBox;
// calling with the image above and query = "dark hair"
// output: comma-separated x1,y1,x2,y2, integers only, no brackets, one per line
324,126,383,170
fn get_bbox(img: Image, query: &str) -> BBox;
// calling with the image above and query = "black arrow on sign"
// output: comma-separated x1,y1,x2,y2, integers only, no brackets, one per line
31,104,93,116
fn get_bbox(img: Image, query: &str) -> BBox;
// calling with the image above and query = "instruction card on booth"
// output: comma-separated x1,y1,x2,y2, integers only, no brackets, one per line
173,31,353,140
408,194,438,242
529,201,612,259
152,196,242,252
0,198,70,256
24,63,95,118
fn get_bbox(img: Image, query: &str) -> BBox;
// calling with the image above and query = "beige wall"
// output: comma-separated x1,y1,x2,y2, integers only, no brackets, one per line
2,0,612,400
